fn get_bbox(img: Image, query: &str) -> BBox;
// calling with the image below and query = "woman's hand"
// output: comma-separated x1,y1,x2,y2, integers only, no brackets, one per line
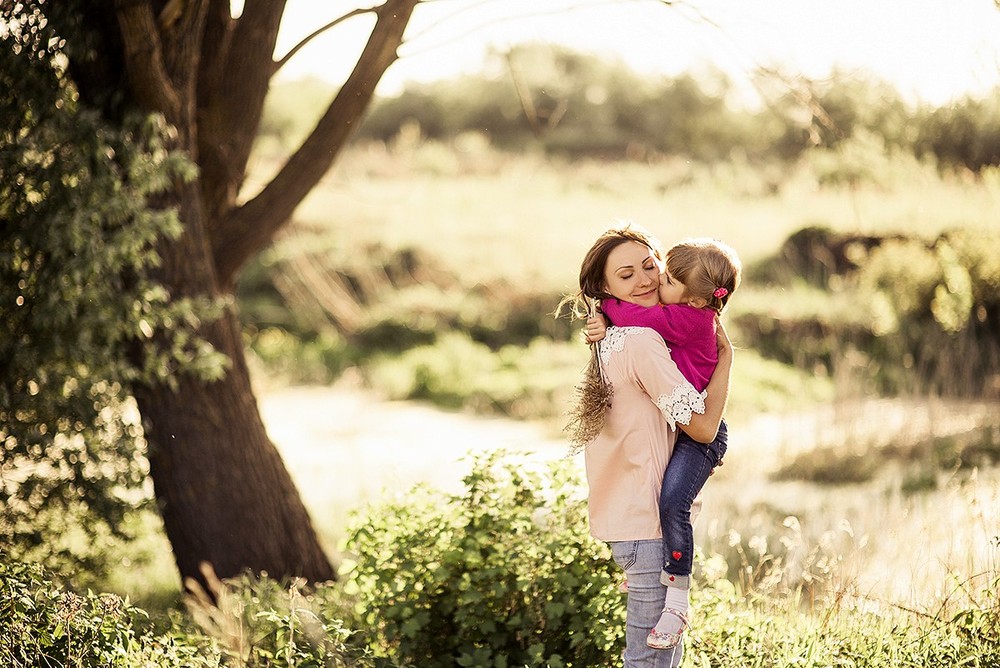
585,312,609,343
715,317,733,366
683,318,733,443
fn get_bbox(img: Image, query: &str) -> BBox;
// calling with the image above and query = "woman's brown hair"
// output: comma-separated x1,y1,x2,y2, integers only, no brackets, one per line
559,222,663,452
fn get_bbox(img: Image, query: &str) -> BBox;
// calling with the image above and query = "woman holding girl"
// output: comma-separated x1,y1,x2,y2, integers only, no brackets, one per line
593,236,741,649
563,224,734,667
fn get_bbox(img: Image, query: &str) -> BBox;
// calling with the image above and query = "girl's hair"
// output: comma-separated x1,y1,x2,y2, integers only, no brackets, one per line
665,238,742,313
558,222,664,320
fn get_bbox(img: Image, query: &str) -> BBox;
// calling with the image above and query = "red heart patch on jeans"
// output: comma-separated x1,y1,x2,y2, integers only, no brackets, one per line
672,551,682,560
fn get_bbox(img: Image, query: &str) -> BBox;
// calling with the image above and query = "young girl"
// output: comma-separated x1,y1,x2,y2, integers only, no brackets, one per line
591,237,741,651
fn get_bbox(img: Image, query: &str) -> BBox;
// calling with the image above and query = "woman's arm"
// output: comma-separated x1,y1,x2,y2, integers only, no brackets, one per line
679,320,732,442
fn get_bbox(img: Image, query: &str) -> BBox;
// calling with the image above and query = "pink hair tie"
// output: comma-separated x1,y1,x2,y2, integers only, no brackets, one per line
713,287,728,298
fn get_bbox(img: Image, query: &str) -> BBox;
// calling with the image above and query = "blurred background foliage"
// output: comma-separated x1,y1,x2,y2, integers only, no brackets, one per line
242,43,1000,425
262,44,1000,170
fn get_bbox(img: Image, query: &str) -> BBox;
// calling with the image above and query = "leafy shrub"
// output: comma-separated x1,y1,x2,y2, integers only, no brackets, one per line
182,569,364,668
0,557,374,668
0,558,222,667
740,225,1000,398
366,333,584,419
248,327,353,385
855,231,1000,395
343,453,624,667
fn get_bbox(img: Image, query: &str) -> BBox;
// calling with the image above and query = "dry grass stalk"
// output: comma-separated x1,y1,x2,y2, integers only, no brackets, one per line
564,299,613,454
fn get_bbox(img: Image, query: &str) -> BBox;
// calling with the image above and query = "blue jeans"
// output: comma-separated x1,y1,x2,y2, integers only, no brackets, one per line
610,540,685,667
660,419,728,578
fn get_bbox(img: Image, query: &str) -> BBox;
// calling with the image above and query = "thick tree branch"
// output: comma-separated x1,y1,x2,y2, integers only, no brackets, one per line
197,0,286,228
113,0,181,120
274,7,375,74
210,0,420,286
198,0,235,94
158,0,210,94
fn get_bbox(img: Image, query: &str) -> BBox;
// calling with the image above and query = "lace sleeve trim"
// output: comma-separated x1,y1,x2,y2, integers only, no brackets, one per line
655,382,707,430
597,326,644,365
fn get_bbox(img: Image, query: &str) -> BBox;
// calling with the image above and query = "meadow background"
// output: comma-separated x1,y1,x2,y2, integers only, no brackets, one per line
6,43,1000,666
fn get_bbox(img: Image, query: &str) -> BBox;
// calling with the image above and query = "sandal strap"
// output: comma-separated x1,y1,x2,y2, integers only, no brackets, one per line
659,607,689,630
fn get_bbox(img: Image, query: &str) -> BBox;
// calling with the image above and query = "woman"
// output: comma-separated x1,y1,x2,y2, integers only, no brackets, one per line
567,225,732,667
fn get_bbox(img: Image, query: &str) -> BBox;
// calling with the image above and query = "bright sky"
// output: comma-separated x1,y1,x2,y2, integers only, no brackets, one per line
272,0,1000,106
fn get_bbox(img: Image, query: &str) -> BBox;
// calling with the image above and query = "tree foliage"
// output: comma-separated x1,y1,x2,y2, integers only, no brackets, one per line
0,6,221,576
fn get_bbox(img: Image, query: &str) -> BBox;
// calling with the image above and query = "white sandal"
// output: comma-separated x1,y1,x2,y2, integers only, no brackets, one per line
646,607,688,650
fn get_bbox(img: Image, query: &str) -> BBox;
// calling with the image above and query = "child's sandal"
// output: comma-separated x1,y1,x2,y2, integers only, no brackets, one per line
646,608,688,650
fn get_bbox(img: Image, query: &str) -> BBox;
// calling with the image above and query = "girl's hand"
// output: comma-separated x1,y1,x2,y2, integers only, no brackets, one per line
585,312,609,343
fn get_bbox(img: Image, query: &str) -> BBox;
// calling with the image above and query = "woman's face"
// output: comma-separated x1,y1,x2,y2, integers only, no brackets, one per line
602,241,661,307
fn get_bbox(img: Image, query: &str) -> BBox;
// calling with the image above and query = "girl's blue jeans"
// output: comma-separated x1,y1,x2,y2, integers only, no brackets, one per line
660,419,728,578
610,539,685,667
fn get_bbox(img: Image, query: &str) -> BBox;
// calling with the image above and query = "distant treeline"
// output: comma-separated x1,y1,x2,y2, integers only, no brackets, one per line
262,44,1000,171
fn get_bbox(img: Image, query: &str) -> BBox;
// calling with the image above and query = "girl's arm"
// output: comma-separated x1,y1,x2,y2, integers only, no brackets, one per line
585,311,608,343
679,320,732,443
601,299,689,344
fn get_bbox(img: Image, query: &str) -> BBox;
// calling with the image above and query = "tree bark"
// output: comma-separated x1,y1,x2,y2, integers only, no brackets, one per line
134,170,336,586
135,309,335,584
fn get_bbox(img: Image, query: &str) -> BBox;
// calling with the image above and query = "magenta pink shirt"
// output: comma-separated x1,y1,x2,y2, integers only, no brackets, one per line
601,300,718,392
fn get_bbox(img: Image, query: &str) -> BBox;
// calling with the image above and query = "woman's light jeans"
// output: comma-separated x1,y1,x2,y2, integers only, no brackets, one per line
610,539,685,667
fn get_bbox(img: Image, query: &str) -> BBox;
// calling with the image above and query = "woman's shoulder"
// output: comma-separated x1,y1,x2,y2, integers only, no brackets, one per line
599,326,668,363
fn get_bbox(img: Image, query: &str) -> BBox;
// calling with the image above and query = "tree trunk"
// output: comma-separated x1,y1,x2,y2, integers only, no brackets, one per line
134,174,335,587
135,308,335,585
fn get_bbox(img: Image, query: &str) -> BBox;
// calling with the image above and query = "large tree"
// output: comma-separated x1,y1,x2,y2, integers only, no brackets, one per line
24,0,420,588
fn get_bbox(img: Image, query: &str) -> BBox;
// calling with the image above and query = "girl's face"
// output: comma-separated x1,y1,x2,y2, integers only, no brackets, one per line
657,268,687,305
602,241,661,307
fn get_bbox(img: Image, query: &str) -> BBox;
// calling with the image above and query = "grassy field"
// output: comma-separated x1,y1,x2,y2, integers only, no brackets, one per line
249,138,999,293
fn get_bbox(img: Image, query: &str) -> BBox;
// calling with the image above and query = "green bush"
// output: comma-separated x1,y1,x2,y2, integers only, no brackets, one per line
0,557,373,668
181,571,365,668
739,225,1000,398
248,327,353,385
855,231,1000,395
343,453,624,667
0,558,222,667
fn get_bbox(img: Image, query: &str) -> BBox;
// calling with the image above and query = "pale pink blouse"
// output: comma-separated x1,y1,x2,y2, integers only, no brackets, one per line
584,326,707,542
